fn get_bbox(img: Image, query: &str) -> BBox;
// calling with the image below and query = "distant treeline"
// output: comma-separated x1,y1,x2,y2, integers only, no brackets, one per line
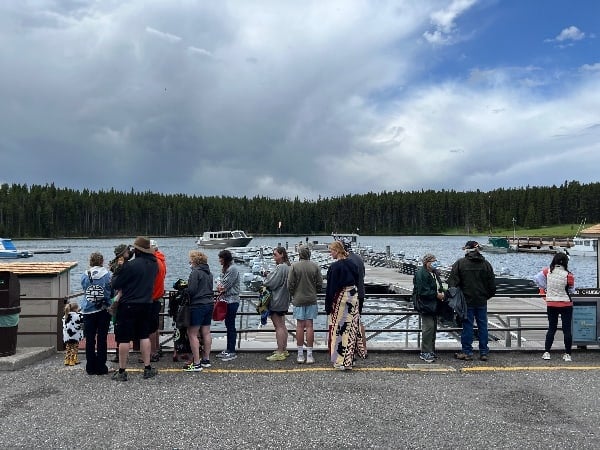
0,181,598,238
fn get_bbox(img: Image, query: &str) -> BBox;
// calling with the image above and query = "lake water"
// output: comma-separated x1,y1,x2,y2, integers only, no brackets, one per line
9,234,599,294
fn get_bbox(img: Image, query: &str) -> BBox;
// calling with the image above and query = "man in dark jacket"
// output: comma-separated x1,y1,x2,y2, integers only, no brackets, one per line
111,236,159,381
447,241,496,361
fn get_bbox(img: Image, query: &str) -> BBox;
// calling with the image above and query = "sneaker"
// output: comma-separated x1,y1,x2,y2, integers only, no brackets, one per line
216,350,228,359
454,352,473,361
333,364,351,371
200,359,211,368
562,353,572,362
479,354,489,362
273,350,289,357
221,352,238,362
419,352,435,363
542,352,551,360
111,371,128,382
143,367,158,379
297,354,305,364
306,355,315,364
266,352,287,361
183,362,203,372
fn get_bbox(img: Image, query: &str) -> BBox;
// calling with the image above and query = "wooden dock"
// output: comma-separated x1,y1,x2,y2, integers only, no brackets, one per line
508,236,573,249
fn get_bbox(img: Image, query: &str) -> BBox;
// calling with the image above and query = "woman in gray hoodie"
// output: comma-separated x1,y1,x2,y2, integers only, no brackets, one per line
183,250,214,372
264,246,291,361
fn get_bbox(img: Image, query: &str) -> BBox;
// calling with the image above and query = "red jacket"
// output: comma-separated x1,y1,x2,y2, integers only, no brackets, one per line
152,250,167,301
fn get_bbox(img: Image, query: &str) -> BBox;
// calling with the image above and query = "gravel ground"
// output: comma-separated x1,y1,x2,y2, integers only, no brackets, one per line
1,349,600,449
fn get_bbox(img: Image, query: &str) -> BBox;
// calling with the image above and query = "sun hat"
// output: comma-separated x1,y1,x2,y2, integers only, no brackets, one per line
114,244,128,258
463,241,480,251
133,236,155,254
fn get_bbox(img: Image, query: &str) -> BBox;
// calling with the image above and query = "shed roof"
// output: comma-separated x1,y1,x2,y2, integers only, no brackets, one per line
0,261,78,275
580,224,600,237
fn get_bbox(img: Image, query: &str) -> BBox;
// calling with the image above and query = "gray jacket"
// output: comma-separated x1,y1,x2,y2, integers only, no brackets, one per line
264,263,291,312
220,264,241,303
288,259,323,307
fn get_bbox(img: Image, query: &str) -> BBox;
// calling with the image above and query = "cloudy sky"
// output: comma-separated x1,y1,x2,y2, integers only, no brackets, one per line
1,0,598,199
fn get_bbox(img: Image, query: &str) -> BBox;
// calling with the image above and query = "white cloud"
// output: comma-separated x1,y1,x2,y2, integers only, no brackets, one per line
0,1,598,199
423,0,477,44
555,26,585,42
145,26,182,43
581,63,600,72
187,46,212,57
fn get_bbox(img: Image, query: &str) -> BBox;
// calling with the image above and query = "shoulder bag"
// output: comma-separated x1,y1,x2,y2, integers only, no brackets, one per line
212,293,228,321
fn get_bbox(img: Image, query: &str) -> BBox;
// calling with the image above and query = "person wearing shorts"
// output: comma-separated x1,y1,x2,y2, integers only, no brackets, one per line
183,250,214,372
111,236,159,381
288,246,323,364
264,247,292,361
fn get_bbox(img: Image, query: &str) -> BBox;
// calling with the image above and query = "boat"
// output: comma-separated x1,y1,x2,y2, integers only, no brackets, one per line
0,238,34,259
195,230,253,248
332,232,360,250
566,237,597,257
480,237,511,254
567,219,598,257
31,248,71,254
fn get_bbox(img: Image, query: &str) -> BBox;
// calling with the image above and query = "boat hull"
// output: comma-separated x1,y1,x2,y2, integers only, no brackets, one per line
197,237,253,249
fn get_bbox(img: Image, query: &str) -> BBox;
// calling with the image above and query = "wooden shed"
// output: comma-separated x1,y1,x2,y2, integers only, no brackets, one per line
580,224,600,288
0,262,78,349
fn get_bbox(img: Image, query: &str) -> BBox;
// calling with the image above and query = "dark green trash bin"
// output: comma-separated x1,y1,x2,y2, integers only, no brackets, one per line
0,271,21,357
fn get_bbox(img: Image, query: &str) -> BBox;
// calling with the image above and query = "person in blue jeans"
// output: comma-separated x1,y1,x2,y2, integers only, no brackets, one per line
447,241,496,361
80,252,113,375
216,249,240,362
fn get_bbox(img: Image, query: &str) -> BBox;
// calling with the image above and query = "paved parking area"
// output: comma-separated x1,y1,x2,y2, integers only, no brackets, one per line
1,348,600,449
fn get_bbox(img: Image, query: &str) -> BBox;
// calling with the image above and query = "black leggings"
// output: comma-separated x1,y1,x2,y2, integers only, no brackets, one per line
545,306,573,354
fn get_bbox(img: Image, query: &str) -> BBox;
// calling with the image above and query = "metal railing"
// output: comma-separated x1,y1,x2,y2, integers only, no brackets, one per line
17,290,564,350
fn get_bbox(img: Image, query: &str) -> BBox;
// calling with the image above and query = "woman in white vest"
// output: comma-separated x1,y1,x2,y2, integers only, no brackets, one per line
533,253,575,362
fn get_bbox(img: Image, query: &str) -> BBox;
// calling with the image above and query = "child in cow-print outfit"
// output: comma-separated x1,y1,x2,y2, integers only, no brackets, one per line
63,302,83,366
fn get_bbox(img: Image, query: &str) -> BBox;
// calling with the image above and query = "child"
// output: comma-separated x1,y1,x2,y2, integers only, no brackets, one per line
63,302,83,366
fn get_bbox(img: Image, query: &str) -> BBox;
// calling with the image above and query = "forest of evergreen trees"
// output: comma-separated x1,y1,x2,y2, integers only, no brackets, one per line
0,181,598,238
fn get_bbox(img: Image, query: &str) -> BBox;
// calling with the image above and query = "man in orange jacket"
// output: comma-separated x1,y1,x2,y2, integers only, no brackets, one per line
149,239,167,361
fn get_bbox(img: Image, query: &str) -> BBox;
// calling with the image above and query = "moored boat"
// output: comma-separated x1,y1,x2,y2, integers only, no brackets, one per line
566,236,597,257
0,238,34,259
195,230,253,248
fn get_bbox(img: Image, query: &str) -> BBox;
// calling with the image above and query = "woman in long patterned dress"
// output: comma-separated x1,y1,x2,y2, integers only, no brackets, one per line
325,240,365,370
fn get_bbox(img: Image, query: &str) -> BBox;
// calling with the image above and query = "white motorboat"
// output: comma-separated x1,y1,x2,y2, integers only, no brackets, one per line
195,230,253,248
567,237,597,257
0,238,34,259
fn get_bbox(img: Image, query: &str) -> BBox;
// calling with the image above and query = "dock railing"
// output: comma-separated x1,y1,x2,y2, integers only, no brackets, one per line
17,291,573,351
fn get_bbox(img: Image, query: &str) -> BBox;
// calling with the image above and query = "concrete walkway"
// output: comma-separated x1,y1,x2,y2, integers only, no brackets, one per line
1,347,600,449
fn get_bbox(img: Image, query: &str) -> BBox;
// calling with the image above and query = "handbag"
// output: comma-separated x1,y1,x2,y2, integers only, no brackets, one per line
212,294,228,321
413,293,439,316
176,294,191,328
256,286,272,314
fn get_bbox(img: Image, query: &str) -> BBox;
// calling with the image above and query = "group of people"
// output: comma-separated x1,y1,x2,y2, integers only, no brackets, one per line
62,237,166,381
62,237,369,377
64,236,576,377
260,241,367,371
413,240,575,363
